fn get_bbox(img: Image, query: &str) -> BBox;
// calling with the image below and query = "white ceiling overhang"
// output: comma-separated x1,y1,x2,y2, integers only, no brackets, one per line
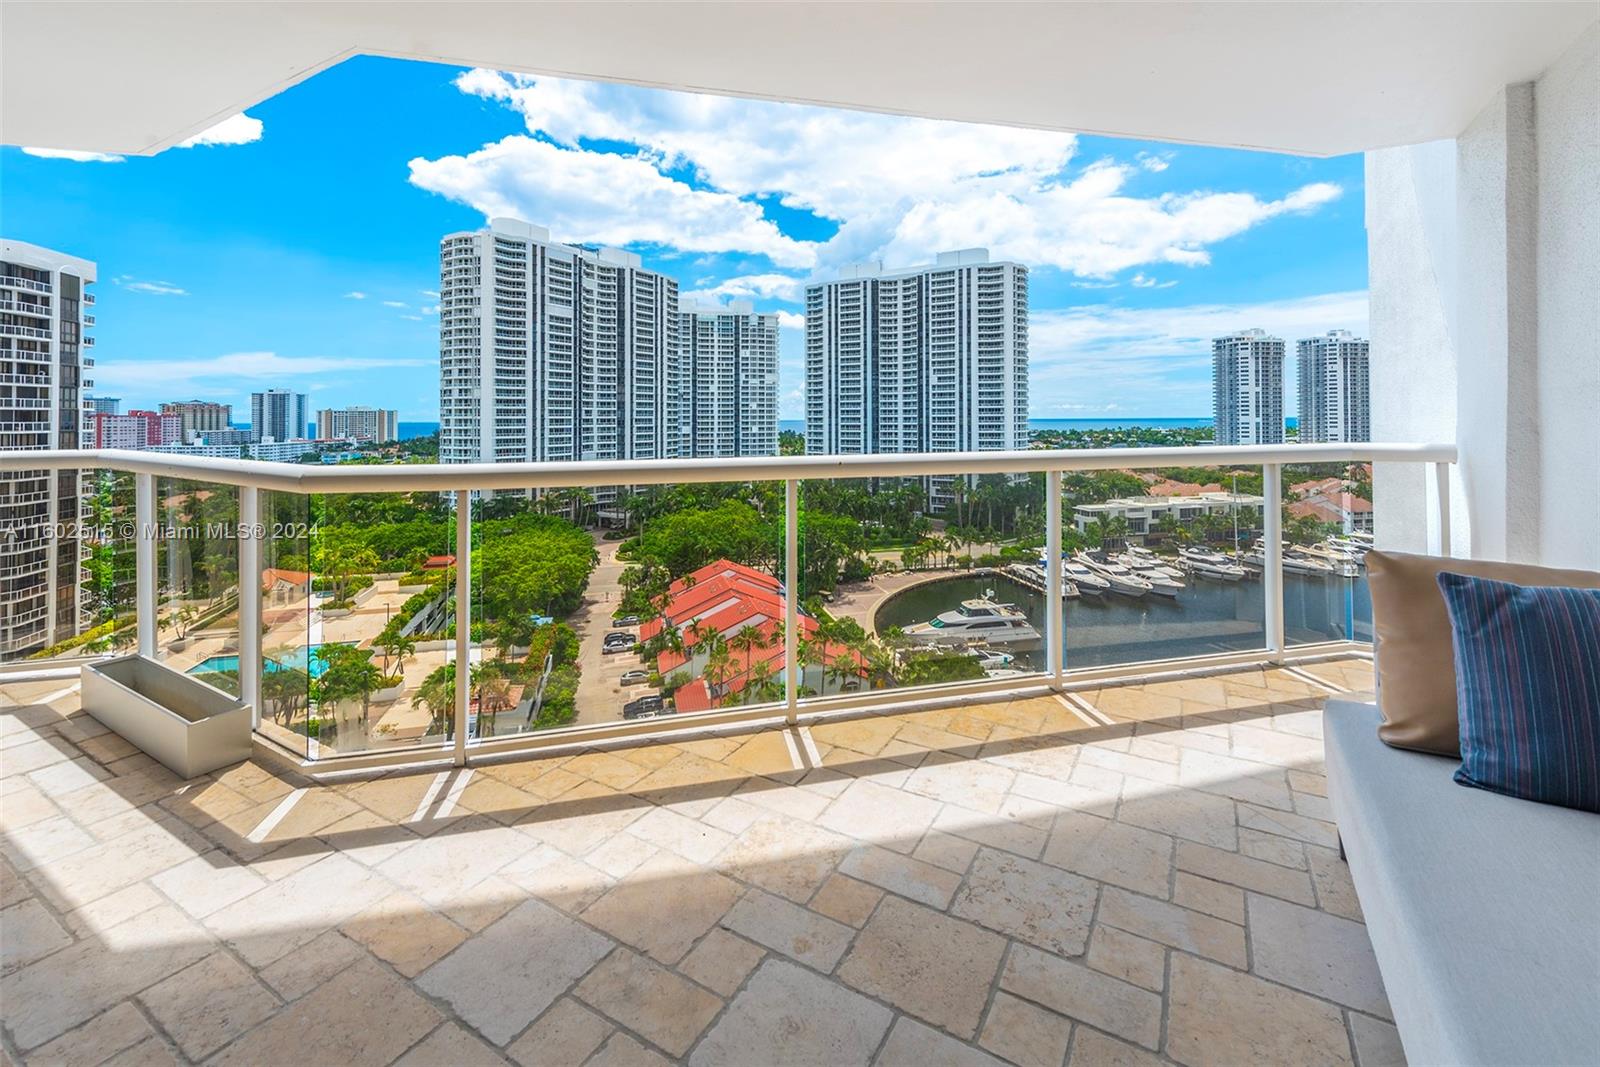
2,1,1595,157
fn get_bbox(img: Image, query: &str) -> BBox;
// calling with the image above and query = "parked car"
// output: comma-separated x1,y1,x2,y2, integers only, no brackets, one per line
619,669,649,686
612,614,641,627
622,696,666,720
602,640,634,655
605,630,635,644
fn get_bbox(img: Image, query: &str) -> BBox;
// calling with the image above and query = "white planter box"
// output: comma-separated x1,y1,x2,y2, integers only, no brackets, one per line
81,655,252,779
321,608,353,619
397,583,430,594
371,683,405,703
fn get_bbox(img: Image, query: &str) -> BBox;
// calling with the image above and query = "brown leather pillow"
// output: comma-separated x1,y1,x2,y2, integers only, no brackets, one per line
1366,550,1600,755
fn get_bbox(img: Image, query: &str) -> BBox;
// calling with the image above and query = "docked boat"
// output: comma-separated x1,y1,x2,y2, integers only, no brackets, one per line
1243,545,1337,576
1061,558,1112,596
1121,547,1185,581
1116,554,1184,597
1010,562,1080,599
964,647,1016,669
904,598,1043,647
1073,552,1153,598
1177,547,1248,581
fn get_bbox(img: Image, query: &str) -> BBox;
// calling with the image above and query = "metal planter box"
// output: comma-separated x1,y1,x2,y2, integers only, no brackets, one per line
81,654,252,779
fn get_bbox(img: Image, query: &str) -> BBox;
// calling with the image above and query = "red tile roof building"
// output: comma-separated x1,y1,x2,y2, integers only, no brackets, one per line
643,559,864,712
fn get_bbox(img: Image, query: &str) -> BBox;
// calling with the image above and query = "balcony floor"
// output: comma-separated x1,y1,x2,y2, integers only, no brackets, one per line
0,659,1402,1067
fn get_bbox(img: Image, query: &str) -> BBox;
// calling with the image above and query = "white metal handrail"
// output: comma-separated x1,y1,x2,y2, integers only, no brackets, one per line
2,442,1456,771
0,442,1455,491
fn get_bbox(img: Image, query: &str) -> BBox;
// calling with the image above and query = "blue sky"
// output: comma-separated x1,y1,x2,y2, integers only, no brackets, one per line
1,55,1368,423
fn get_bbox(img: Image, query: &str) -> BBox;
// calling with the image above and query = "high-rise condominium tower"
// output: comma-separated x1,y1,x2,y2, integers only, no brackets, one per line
804,250,1028,505
0,239,94,657
1296,330,1371,443
1212,329,1286,445
250,389,307,443
316,406,398,444
161,399,232,442
439,218,678,484
674,302,779,458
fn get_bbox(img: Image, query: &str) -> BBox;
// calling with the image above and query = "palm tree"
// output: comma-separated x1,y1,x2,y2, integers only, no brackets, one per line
377,632,415,678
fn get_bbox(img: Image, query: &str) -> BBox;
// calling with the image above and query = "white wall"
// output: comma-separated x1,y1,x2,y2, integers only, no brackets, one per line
1367,24,1599,569
1535,24,1600,569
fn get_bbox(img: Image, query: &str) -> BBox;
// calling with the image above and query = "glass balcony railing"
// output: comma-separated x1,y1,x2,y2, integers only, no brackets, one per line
0,442,1452,768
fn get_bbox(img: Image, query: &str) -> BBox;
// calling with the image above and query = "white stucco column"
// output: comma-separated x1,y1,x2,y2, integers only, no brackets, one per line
1366,24,1599,569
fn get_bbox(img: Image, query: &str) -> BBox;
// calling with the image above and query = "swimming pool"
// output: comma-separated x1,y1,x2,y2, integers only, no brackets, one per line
188,644,340,681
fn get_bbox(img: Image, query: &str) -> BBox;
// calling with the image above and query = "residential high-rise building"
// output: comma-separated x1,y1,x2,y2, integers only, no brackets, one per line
96,410,182,449
1212,329,1286,445
316,406,398,444
804,250,1028,506
1296,330,1371,442
161,399,231,442
439,218,677,489
0,239,94,657
674,302,779,458
250,389,307,443
87,396,120,416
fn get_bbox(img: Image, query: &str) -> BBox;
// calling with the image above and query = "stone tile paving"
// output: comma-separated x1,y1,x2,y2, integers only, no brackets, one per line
0,660,1404,1066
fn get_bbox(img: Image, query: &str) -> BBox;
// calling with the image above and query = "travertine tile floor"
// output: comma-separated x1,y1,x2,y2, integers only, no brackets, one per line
0,658,1405,1067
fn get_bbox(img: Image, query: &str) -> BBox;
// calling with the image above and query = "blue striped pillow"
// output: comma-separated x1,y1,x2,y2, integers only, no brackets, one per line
1436,572,1600,813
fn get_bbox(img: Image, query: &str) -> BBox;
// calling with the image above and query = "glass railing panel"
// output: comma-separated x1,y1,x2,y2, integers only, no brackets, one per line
154,478,241,689
798,470,1048,708
0,465,136,665
464,486,599,742
609,478,785,729
1062,463,1267,668
303,490,457,757
1282,459,1374,646
256,490,312,758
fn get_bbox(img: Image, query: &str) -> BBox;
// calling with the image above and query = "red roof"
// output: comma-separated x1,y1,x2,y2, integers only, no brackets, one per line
647,559,865,712
422,555,456,569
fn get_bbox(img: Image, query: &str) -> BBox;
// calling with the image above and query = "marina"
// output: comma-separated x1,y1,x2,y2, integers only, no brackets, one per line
876,552,1372,670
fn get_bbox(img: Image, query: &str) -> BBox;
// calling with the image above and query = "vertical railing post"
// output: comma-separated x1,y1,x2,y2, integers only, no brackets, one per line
453,490,471,766
1433,461,1452,557
1045,470,1064,687
135,472,156,659
784,479,799,724
1263,462,1285,662
238,487,262,728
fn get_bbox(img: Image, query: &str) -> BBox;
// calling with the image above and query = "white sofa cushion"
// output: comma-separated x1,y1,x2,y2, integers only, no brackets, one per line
1324,699,1600,1066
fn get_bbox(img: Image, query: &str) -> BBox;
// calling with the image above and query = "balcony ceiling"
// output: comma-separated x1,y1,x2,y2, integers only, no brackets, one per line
2,2,1595,157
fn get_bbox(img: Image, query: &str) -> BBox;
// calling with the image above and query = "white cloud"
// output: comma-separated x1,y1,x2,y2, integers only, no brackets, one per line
776,311,805,331
113,275,187,296
177,113,263,148
1130,273,1176,289
344,291,368,300
21,147,124,163
682,273,807,304
425,70,1342,281
382,300,408,308
1028,290,1369,415
420,289,440,298
409,135,815,267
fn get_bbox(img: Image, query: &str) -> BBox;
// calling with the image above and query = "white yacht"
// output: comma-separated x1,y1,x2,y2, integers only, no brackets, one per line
1122,547,1185,581
1073,552,1153,598
905,598,1043,647
964,647,1016,668
1061,557,1112,596
1178,546,1248,581
1243,544,1337,576
1012,561,1080,599
1116,553,1185,597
